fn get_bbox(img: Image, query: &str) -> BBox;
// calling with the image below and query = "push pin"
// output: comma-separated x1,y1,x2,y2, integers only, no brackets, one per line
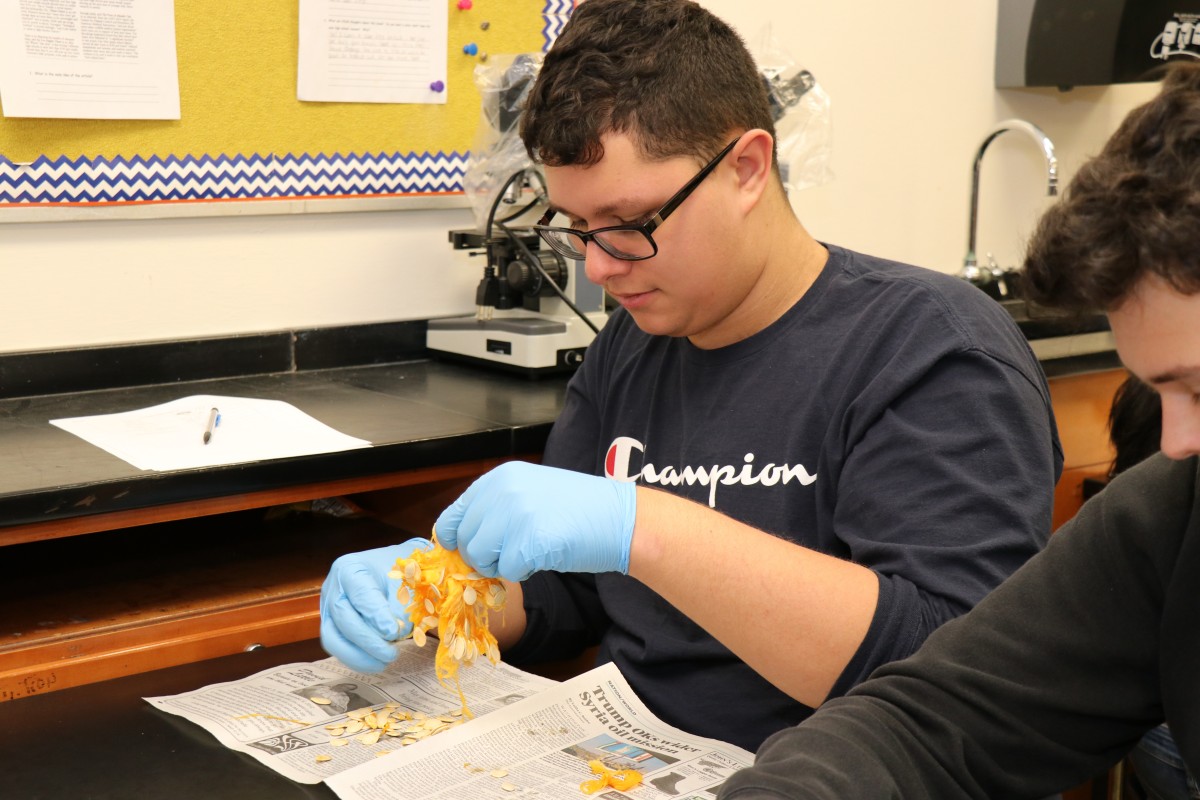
462,42,478,56
480,21,490,30
456,0,472,8
429,80,445,93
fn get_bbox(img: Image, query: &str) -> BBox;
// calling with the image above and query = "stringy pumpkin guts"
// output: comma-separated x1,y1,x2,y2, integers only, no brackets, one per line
389,533,506,716
579,759,644,794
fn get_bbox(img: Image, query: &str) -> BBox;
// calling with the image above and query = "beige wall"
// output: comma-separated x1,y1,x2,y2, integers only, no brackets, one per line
0,2,1158,355
705,1,1156,274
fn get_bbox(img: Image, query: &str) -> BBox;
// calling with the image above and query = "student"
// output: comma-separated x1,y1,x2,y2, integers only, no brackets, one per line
1097,379,1191,800
1106,375,1162,480
717,61,1200,798
320,0,1062,753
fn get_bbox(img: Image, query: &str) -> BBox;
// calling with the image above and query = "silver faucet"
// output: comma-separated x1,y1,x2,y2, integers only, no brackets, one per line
962,119,1058,285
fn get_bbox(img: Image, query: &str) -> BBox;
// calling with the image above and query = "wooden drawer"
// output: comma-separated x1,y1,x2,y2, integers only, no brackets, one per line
0,460,508,703
1047,368,1129,530
0,509,404,703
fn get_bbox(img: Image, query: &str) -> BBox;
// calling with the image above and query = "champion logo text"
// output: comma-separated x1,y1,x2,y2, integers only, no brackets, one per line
604,436,817,508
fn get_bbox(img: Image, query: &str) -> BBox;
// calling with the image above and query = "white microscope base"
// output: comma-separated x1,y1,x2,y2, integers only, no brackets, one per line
426,312,605,374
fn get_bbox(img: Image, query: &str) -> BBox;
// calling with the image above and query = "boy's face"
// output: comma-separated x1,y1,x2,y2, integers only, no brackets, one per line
541,132,760,346
1108,275,1200,460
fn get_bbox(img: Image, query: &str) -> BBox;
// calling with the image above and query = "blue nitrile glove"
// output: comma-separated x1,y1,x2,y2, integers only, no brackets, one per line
319,539,432,673
434,461,637,582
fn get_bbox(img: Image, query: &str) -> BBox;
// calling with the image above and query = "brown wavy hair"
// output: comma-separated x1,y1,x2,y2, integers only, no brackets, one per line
1023,62,1200,312
519,0,777,170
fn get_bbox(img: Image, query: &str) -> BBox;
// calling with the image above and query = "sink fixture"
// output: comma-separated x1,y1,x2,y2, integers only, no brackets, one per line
961,119,1058,298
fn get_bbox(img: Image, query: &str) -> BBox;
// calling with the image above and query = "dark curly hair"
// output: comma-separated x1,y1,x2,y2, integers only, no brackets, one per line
1107,374,1162,478
519,0,777,170
1023,62,1200,312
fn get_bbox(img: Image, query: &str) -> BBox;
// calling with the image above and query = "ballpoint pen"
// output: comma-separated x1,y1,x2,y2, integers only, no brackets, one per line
203,407,220,444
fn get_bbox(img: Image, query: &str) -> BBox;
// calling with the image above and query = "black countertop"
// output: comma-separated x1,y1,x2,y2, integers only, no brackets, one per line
998,298,1110,341
0,313,1120,535
0,359,570,531
2,638,342,799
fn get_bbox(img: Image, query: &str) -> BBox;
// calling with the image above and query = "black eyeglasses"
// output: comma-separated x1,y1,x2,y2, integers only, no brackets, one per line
533,135,742,262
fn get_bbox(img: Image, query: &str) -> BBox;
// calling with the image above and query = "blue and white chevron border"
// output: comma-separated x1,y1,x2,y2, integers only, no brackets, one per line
0,151,469,205
541,0,572,45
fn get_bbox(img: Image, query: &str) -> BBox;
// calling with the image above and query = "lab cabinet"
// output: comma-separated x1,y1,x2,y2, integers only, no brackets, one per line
0,359,567,704
0,358,1126,706
1046,367,1129,531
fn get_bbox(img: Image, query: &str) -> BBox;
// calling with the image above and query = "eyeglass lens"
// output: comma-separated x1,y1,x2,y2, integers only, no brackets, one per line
538,220,656,260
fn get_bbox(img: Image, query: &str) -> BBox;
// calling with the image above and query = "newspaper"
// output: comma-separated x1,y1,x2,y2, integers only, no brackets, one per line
146,641,557,784
324,660,753,800
148,642,754,798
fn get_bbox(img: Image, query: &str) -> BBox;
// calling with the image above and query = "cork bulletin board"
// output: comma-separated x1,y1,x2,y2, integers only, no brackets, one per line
0,0,571,219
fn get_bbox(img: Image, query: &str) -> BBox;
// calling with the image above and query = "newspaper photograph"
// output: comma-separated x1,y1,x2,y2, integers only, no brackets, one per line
325,660,754,800
145,641,558,784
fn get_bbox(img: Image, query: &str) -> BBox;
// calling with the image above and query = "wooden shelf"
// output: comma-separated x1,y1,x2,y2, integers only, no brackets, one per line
0,508,412,702
0,458,511,548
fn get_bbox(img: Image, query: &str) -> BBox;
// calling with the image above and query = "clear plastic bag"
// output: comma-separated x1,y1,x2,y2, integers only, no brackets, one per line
752,27,834,194
462,35,832,227
463,52,544,232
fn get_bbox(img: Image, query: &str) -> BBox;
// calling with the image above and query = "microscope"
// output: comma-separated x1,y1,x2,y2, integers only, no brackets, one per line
425,55,607,376
426,189,606,375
